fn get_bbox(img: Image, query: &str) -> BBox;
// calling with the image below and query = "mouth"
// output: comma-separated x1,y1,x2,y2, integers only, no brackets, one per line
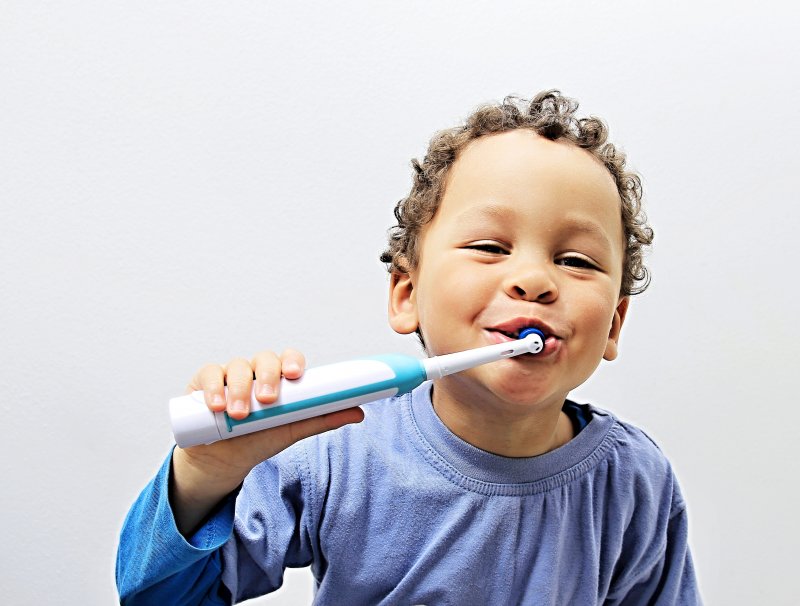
485,318,562,357
487,319,559,342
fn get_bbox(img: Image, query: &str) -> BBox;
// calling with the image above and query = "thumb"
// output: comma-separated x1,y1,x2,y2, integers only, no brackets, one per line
282,407,365,446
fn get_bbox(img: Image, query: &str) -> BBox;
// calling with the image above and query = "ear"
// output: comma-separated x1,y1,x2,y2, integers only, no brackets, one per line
603,296,630,361
388,271,419,335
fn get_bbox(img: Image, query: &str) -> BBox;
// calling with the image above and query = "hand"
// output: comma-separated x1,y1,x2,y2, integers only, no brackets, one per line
170,349,364,536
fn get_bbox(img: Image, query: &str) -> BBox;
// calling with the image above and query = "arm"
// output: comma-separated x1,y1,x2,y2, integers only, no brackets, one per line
609,472,703,606
116,449,237,605
614,504,702,605
116,349,364,604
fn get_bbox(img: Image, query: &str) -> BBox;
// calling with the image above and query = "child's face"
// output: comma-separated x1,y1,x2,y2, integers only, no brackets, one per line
389,129,629,410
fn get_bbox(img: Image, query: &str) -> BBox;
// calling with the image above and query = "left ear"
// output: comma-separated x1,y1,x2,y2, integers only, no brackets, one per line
603,296,630,361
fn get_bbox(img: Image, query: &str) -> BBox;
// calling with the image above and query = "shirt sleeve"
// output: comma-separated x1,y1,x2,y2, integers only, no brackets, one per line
219,443,320,601
115,448,238,605
116,443,319,605
610,473,703,605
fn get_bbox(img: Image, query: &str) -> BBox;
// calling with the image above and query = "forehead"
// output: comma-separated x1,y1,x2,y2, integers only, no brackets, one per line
436,130,623,242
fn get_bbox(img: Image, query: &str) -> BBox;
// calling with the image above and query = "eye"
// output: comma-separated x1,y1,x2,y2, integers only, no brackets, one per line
556,255,599,270
464,242,509,255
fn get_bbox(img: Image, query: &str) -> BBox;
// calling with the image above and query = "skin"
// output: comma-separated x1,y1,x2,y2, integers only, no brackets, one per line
389,130,629,457
171,128,628,537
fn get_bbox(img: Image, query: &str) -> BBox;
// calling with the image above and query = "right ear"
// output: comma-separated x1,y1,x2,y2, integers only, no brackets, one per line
388,271,419,335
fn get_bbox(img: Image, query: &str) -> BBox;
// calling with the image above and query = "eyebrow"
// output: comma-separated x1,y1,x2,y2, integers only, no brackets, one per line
453,205,615,249
558,215,615,250
452,204,515,225
455,203,614,250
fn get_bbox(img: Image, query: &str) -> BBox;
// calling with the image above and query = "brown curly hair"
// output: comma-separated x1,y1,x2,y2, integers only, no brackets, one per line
380,90,654,296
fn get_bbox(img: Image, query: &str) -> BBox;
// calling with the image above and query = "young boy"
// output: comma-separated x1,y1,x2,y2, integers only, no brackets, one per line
117,91,701,604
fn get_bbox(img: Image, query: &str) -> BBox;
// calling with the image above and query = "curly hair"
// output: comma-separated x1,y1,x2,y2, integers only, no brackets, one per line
380,90,654,296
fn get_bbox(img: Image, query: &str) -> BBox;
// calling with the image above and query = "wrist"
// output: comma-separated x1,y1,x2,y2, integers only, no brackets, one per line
172,446,247,498
169,447,247,536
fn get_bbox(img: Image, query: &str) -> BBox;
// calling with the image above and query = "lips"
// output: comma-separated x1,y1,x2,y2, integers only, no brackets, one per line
485,328,560,357
487,318,560,341
485,318,562,357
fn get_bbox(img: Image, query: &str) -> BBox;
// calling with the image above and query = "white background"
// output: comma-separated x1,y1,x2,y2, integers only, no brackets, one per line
2,1,798,604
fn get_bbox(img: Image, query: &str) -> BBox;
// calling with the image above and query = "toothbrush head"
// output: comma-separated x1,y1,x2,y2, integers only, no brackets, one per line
518,327,545,354
518,327,545,340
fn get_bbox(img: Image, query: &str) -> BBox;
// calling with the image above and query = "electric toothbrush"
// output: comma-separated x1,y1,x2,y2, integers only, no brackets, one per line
170,328,545,448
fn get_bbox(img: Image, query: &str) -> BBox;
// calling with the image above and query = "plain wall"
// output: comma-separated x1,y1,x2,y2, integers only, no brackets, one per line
2,1,798,603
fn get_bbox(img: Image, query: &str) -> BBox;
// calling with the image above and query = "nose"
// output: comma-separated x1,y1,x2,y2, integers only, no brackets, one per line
502,259,558,303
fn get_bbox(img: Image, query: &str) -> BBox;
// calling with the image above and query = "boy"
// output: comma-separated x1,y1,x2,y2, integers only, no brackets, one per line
117,90,701,604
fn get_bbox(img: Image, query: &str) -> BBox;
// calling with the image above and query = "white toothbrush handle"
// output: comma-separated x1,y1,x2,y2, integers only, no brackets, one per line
169,355,426,448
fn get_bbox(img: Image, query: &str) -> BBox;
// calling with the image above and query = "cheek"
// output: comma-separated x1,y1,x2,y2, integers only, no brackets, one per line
422,258,487,304
576,291,617,340
415,260,492,333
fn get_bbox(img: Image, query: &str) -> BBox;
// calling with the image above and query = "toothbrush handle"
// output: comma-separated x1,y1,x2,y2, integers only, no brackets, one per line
423,334,544,379
170,355,427,448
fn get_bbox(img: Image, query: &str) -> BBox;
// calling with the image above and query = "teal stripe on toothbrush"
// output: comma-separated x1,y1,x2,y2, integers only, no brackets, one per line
224,355,427,431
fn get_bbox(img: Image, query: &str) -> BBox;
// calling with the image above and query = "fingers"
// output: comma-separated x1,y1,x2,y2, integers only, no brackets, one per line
189,364,227,412
189,349,308,423
251,351,282,403
280,349,306,380
251,348,306,401
223,357,255,420
187,359,253,419
283,407,365,447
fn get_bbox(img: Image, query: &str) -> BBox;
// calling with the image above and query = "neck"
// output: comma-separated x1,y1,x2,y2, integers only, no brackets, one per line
430,381,574,458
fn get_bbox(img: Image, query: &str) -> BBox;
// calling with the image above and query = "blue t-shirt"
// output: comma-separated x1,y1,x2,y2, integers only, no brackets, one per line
117,384,701,604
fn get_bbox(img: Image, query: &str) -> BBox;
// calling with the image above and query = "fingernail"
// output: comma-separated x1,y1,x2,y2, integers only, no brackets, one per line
212,394,225,407
259,384,274,397
232,399,247,413
284,362,300,374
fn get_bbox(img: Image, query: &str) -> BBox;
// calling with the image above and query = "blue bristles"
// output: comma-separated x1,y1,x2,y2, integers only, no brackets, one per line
518,327,545,340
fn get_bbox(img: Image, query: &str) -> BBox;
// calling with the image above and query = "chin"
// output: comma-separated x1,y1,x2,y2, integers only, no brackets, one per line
496,387,556,409
482,373,562,410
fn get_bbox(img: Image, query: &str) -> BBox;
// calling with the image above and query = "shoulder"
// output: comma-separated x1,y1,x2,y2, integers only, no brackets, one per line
592,406,676,471
587,405,686,512
584,408,700,601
